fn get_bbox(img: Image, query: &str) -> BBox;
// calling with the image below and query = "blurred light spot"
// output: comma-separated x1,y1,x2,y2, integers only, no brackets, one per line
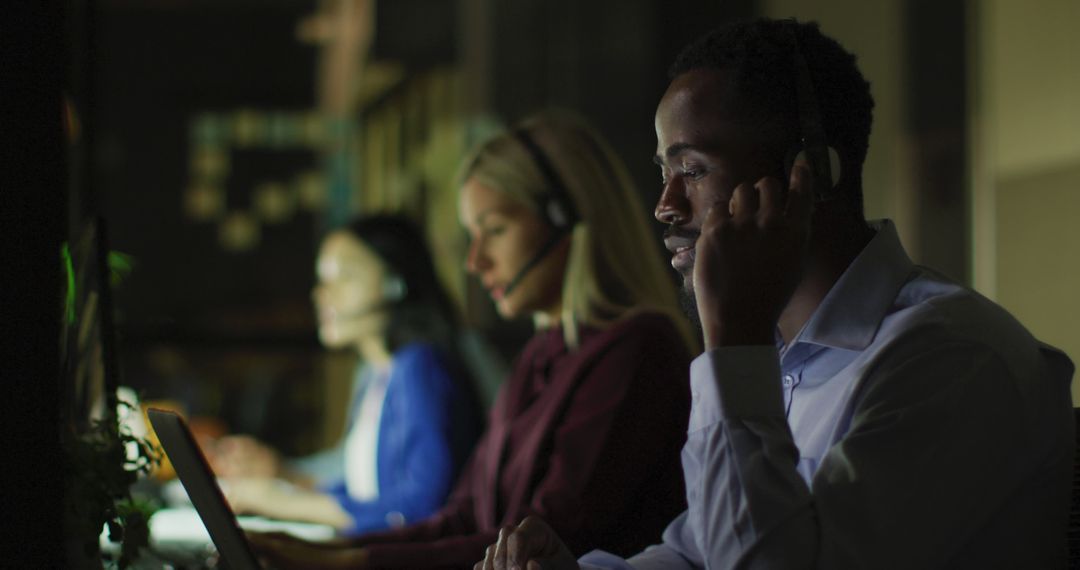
254,181,295,223
296,171,327,210
191,145,229,180
185,183,225,221
296,13,334,44
302,113,328,146
219,212,260,252
232,110,266,147
267,112,300,148
192,113,226,146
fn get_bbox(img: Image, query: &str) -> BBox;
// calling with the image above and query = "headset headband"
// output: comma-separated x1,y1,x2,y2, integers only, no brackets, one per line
788,22,837,201
512,129,579,230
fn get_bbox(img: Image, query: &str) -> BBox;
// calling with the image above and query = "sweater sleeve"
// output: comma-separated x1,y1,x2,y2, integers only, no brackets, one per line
344,392,506,548
328,346,468,534
356,404,497,566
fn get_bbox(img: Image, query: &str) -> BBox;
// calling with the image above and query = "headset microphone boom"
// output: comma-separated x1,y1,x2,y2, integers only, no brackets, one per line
497,129,580,299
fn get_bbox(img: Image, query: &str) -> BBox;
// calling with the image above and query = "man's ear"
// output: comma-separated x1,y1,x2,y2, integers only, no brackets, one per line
789,145,842,199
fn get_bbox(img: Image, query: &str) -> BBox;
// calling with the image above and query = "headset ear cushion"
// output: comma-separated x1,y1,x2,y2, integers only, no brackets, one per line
382,275,407,302
790,145,842,190
544,197,572,231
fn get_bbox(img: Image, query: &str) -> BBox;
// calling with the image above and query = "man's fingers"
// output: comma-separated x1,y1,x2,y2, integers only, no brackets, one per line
729,183,758,222
755,176,784,225
787,163,815,228
508,516,554,568
493,526,513,570
705,195,731,232
481,544,496,570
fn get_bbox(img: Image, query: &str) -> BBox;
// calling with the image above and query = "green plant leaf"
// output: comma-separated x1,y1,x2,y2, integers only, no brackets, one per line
61,242,76,324
108,251,134,287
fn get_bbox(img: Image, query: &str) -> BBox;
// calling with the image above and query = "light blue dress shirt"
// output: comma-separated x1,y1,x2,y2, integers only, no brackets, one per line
581,219,1074,569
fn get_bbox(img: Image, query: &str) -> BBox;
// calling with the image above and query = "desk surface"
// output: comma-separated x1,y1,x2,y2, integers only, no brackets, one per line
100,506,336,567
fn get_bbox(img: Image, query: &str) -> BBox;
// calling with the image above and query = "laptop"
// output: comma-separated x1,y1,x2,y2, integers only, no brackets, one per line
147,408,263,570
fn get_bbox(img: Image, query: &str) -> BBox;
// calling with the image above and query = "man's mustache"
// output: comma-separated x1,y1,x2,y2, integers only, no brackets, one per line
662,226,700,241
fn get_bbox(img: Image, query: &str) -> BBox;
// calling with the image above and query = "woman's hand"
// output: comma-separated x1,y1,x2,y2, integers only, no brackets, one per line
247,531,370,569
221,478,278,515
208,435,282,478
223,479,353,529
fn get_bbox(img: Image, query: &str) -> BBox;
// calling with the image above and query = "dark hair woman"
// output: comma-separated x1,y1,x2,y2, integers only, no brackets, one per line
215,214,481,535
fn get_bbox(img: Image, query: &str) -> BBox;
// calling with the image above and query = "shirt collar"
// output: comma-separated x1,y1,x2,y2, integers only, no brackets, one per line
793,219,915,351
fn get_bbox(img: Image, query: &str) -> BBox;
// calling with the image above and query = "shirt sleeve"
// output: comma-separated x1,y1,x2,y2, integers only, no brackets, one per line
351,414,490,561
326,347,461,534
356,438,504,567
578,511,700,569
286,441,346,486
676,338,1059,569
347,453,481,545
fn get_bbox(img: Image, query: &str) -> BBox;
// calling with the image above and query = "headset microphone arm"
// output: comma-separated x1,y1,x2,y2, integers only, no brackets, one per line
500,231,567,298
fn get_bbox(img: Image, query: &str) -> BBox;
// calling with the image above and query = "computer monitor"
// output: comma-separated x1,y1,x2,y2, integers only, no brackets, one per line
60,216,120,431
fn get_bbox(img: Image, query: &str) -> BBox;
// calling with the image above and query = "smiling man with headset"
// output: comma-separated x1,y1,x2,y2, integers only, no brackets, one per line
477,17,1074,570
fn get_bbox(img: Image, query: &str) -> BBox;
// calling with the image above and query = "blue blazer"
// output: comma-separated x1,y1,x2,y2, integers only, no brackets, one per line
322,343,479,534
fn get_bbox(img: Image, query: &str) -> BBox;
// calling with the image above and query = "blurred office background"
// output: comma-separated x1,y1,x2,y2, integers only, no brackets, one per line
63,0,1080,457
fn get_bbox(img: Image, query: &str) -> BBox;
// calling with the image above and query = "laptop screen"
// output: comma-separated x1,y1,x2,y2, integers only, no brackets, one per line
147,408,261,570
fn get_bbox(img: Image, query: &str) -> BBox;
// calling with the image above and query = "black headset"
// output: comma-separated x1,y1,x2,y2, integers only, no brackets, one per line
499,129,580,297
787,21,843,203
513,129,579,231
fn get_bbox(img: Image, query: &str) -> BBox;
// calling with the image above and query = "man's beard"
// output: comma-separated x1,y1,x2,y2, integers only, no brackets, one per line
678,276,701,329
663,224,702,328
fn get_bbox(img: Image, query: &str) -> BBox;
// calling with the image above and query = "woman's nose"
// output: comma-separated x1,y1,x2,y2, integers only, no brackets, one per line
465,239,490,274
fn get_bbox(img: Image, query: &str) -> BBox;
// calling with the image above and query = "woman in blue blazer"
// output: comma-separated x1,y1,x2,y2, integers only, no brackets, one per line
216,214,481,534
321,342,478,533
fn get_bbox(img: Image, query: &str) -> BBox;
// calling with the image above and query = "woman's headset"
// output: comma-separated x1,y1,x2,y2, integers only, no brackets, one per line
498,129,580,297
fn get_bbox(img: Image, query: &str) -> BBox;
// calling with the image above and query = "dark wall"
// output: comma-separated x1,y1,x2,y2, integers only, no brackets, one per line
86,0,757,440
905,0,968,283
95,1,320,343
490,0,754,221
4,0,66,564
92,1,325,444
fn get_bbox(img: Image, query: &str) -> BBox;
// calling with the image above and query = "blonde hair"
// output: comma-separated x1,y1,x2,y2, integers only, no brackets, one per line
458,111,695,350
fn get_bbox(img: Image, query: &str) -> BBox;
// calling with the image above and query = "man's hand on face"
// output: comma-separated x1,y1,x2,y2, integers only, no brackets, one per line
693,163,815,350
474,517,580,570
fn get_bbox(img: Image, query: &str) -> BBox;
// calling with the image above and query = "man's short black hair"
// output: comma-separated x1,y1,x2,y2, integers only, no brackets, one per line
670,18,874,211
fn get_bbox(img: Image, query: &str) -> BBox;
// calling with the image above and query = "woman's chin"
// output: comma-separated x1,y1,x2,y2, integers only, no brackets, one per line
318,328,349,349
494,299,522,320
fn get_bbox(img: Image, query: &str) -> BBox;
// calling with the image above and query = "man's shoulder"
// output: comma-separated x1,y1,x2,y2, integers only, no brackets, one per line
872,266,1071,383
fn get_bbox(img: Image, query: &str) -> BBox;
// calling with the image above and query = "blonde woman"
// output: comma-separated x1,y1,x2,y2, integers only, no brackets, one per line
252,112,696,569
